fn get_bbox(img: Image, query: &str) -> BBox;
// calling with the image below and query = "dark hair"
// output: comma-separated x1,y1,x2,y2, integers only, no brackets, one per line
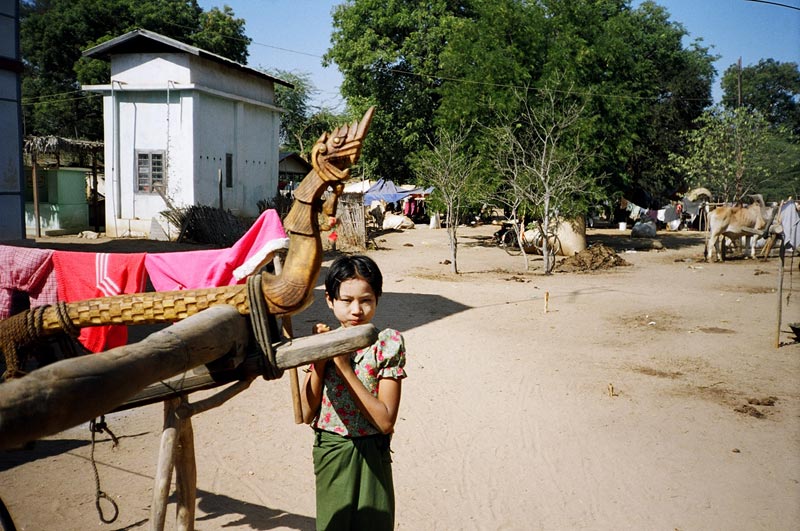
325,255,383,300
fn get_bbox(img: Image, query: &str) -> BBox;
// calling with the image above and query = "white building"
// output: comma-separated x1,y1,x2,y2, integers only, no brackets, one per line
83,29,291,238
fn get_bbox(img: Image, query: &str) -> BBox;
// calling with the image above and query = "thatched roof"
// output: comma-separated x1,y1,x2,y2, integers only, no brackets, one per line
24,135,103,155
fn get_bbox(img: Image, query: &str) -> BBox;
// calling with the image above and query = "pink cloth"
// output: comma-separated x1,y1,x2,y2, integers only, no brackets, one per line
0,245,59,319
52,251,147,353
145,209,289,291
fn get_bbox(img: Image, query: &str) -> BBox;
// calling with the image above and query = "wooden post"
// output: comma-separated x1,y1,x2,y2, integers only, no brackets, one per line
92,150,100,232
152,397,181,531
272,253,304,424
32,151,41,238
775,240,785,349
174,402,197,531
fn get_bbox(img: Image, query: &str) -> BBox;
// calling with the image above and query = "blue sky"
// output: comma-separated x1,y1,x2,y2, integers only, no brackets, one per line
198,0,800,109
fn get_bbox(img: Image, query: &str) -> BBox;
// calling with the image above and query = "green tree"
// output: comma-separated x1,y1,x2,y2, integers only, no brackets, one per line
721,59,800,136
272,70,346,159
670,106,796,202
20,0,250,139
326,0,714,203
325,0,468,184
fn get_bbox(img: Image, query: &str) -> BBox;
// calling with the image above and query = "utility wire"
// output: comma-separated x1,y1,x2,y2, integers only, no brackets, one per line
745,0,800,11
21,93,100,106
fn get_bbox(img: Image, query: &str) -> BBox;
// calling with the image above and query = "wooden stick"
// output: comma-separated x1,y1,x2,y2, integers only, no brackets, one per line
0,314,376,450
175,408,197,531
776,240,785,349
152,397,180,531
283,317,303,424
272,254,304,423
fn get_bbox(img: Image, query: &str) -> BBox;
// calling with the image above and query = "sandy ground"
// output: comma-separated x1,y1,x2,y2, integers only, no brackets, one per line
1,223,799,531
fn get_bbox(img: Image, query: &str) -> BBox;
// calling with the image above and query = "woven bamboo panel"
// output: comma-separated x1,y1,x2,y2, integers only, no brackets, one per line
337,193,367,250
40,284,250,333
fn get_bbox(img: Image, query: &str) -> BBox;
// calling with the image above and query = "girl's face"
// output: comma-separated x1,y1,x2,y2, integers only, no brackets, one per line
326,277,378,328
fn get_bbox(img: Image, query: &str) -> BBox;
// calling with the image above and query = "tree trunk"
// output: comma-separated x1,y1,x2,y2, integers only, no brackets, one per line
447,204,459,273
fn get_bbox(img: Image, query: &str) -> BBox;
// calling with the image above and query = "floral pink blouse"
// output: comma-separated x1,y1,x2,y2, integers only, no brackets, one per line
312,328,407,437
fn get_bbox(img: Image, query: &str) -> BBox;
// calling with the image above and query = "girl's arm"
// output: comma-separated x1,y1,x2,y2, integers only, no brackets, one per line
301,323,333,424
300,360,327,424
332,355,402,434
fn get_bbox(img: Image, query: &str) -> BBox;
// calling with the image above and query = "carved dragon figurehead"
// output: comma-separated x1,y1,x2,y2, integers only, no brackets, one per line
311,106,375,183
260,106,376,315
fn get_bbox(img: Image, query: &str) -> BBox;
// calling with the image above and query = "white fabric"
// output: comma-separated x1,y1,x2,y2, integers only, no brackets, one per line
780,201,800,250
232,237,291,280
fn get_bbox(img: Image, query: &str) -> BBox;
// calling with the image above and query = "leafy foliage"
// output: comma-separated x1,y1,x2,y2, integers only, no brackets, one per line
670,106,798,202
325,0,716,205
721,59,800,136
272,70,347,159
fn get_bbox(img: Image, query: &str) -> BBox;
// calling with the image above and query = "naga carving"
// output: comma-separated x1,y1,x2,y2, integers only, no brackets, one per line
0,107,375,379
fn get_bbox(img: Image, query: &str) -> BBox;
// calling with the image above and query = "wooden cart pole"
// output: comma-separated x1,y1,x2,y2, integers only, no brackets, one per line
284,316,303,424
0,305,247,451
152,397,181,531
174,400,197,531
272,253,304,424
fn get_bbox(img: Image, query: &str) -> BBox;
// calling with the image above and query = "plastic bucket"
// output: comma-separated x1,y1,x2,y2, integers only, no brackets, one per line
618,222,627,231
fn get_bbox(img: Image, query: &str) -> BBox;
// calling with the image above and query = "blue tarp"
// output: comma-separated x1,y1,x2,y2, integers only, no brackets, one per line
363,178,433,206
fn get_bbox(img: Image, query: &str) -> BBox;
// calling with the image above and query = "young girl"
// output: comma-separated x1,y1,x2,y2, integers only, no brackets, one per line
301,255,407,530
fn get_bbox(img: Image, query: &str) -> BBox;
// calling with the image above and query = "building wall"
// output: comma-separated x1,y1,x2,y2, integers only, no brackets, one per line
0,0,24,240
100,51,280,235
112,53,192,86
24,167,89,235
193,91,279,218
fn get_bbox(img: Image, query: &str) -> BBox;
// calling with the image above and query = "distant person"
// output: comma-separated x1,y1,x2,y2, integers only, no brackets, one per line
301,255,407,530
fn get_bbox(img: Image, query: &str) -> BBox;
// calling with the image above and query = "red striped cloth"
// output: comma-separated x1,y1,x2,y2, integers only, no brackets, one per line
52,251,146,353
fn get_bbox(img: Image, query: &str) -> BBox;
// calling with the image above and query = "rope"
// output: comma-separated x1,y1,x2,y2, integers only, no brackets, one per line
1,303,82,380
54,301,80,338
89,416,119,524
247,274,283,380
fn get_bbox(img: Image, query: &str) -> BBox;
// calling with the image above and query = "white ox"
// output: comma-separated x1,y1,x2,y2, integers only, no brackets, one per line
706,195,774,261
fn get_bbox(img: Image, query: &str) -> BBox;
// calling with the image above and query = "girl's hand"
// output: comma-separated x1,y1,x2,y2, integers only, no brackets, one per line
313,323,331,335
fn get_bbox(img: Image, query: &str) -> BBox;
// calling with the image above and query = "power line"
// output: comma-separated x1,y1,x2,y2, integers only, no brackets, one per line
745,0,800,11
22,88,87,102
21,93,100,106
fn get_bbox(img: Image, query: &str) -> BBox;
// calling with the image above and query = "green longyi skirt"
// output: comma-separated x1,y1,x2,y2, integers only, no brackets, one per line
312,429,394,530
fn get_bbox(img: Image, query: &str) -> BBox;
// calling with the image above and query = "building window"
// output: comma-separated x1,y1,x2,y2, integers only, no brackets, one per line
225,153,233,188
137,151,166,193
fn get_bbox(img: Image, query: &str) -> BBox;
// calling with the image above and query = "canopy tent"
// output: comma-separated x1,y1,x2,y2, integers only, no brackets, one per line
363,178,433,206
342,179,374,194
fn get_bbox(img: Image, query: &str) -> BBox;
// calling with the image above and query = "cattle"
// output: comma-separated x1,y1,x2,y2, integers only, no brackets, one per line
706,195,775,261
